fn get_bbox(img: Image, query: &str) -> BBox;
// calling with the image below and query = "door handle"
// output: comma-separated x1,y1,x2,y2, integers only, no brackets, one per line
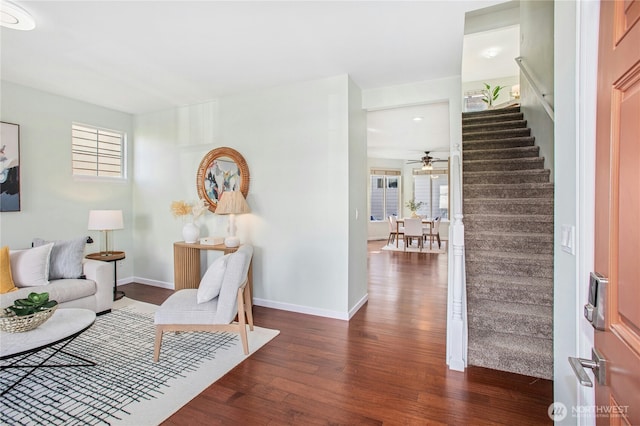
568,348,607,387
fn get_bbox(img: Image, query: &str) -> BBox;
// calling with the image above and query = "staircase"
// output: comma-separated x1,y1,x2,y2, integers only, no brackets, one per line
462,106,554,380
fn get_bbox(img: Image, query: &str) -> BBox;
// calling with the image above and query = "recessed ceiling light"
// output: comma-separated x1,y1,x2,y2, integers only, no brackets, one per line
1,1,36,31
482,48,500,59
412,116,423,122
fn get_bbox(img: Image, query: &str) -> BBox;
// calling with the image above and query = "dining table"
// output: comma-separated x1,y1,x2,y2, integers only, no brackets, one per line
395,217,434,248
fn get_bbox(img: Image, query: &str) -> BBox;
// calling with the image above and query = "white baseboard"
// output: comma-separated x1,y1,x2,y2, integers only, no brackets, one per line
126,277,174,290
348,293,368,319
253,293,368,321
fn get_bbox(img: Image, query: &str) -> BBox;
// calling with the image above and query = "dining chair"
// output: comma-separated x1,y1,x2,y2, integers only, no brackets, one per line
403,218,424,251
424,217,442,249
389,216,404,248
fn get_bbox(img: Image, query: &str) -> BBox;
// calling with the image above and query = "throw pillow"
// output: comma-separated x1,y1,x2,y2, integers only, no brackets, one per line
197,254,230,304
33,236,87,279
0,246,17,294
9,242,54,287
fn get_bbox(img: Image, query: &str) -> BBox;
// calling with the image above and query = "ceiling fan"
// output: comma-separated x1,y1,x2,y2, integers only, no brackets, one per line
406,151,448,170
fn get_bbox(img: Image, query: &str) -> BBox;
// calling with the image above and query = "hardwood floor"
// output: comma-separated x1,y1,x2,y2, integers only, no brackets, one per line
120,240,553,425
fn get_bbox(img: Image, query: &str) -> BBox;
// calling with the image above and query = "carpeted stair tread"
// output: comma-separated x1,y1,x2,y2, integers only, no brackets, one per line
468,300,552,338
464,198,553,215
463,157,544,171
462,136,536,151
463,146,540,161
467,275,553,306
464,214,553,234
463,127,531,141
466,250,553,263
463,169,550,184
464,183,554,199
462,112,524,126
465,231,553,254
467,273,553,287
467,329,552,379
462,120,528,133
462,106,521,118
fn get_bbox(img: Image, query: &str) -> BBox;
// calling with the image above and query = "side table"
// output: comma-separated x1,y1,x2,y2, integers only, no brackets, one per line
86,251,126,301
173,241,253,300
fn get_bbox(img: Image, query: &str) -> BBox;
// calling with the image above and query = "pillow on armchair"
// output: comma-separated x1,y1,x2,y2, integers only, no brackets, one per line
196,254,230,304
33,236,87,280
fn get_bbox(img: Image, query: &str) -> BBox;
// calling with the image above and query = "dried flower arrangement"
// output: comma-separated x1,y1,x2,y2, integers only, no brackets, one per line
171,199,208,220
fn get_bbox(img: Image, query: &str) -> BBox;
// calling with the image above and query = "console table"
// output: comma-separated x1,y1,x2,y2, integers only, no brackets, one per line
173,242,253,297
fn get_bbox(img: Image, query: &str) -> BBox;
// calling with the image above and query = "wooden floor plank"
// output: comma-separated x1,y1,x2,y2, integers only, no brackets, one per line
120,240,553,425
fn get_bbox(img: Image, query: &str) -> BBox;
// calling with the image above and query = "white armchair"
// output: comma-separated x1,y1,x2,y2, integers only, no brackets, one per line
153,245,254,362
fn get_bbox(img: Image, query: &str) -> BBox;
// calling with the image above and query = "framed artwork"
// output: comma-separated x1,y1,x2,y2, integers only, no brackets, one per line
1,122,20,212
196,147,250,212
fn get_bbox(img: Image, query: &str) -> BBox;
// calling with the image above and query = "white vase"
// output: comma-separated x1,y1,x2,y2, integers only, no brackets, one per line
182,222,200,243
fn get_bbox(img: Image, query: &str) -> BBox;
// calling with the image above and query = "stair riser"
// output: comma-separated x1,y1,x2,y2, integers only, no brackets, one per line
462,112,524,126
463,120,527,133
464,201,553,215
468,284,553,306
466,260,553,278
463,128,531,141
463,137,535,151
469,312,552,339
467,347,552,380
465,220,553,234
466,237,553,254
464,172,549,184
464,159,544,172
463,147,540,161
464,186,554,199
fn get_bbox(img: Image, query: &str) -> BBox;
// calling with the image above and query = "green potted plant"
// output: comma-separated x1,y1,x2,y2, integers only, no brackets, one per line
1,292,59,333
405,199,424,218
482,83,504,108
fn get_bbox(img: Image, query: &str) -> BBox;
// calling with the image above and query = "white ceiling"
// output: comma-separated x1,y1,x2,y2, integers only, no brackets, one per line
461,24,520,82
1,0,516,161
1,0,507,115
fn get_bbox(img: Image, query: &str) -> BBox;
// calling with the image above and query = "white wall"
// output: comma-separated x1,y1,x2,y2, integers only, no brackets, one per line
133,75,366,319
520,0,555,178
347,77,368,313
0,81,135,280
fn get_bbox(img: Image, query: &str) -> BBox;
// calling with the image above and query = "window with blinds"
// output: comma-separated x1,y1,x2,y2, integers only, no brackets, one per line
413,171,449,219
370,169,400,221
72,124,125,178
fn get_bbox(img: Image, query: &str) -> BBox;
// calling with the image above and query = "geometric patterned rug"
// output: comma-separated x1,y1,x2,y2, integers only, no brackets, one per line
0,299,279,425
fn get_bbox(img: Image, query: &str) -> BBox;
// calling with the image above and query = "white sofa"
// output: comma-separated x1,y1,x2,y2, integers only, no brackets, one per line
1,258,114,314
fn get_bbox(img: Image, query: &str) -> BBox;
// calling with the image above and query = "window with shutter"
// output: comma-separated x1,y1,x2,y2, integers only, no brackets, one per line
72,123,125,179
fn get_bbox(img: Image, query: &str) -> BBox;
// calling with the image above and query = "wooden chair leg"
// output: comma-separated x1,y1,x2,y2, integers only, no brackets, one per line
237,291,249,354
153,328,163,362
244,285,254,331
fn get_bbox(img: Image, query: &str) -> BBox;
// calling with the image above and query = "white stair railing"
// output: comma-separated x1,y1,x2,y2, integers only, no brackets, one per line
446,145,467,371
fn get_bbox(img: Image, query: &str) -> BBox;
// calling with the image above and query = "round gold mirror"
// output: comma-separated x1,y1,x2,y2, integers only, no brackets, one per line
196,147,250,212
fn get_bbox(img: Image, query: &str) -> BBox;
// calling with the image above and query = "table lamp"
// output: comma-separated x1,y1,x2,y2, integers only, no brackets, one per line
215,191,250,247
88,210,124,255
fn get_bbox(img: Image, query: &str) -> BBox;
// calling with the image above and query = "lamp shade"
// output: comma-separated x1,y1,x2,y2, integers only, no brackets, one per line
88,210,124,230
215,191,250,215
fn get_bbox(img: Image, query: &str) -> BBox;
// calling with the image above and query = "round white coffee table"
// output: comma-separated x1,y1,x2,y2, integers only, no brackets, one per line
0,308,96,395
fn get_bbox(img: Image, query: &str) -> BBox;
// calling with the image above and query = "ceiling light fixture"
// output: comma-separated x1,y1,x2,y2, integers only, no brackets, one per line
412,116,423,122
0,1,35,31
482,48,500,59
422,160,433,171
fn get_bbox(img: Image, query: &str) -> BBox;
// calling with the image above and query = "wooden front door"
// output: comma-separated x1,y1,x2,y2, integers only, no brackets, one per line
594,0,640,424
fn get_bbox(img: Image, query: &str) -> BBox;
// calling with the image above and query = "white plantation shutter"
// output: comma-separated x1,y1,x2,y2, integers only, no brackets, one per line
72,124,125,178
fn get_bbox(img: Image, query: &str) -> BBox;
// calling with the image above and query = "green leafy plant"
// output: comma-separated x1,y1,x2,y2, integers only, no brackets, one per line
482,83,504,107
405,199,424,212
5,292,58,316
